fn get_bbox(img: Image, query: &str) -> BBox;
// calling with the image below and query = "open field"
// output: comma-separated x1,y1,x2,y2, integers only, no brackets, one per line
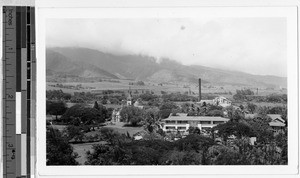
103,122,144,136
64,122,144,165
71,141,105,165
47,79,286,97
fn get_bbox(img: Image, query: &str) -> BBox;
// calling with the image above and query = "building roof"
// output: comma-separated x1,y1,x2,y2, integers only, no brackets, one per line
134,100,143,106
199,100,214,103
245,114,285,123
164,114,230,122
269,121,286,127
268,114,285,123
197,100,214,105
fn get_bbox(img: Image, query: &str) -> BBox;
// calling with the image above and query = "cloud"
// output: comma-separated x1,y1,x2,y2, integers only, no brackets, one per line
46,18,287,77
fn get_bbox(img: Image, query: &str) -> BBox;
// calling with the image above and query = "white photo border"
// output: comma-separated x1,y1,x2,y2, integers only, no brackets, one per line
36,0,299,177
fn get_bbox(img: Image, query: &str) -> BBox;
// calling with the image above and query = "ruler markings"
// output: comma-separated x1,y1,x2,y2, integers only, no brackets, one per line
16,7,21,92
21,134,27,176
21,91,27,134
3,6,17,178
16,135,21,177
29,7,35,178
3,6,35,177
15,93,21,134
3,6,35,178
21,7,27,48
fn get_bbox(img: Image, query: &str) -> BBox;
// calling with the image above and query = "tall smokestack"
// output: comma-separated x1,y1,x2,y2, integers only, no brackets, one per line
199,78,201,102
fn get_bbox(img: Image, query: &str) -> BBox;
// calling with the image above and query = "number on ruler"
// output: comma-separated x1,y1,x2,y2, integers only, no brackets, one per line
11,149,15,160
8,143,14,147
6,94,13,99
7,9,14,26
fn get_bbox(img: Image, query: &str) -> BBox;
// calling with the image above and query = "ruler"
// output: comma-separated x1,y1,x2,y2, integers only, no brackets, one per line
2,6,36,178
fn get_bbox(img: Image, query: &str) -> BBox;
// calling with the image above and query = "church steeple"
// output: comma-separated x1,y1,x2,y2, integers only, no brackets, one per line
127,86,132,106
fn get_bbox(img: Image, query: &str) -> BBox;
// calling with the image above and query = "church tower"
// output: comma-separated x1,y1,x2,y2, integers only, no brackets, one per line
127,87,132,106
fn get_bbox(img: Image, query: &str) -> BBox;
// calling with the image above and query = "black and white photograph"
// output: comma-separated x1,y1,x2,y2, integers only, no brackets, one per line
45,16,289,166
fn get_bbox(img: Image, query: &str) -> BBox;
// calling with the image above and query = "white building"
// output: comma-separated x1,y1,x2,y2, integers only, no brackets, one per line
163,113,230,132
127,94,132,106
133,98,144,109
198,96,231,107
213,96,232,107
111,109,121,122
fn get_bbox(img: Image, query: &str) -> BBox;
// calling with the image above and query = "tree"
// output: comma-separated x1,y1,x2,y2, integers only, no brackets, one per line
70,95,84,103
93,101,99,110
164,150,202,165
174,134,215,164
64,125,85,143
256,106,269,117
61,104,106,129
128,146,161,165
233,94,246,101
187,126,201,135
159,109,172,119
46,89,71,100
46,101,67,120
246,102,257,114
85,144,132,165
159,101,178,110
207,104,223,112
207,145,245,165
142,108,161,133
227,109,245,123
108,97,119,104
245,115,273,144
46,127,78,165
181,103,191,113
159,101,179,119
266,94,283,103
139,93,158,101
187,111,199,116
213,121,255,143
120,106,144,126
207,110,224,117
239,105,244,110
268,106,285,115
85,129,133,165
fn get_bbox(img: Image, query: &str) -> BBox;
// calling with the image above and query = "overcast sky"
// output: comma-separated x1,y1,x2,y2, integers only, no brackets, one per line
46,18,287,77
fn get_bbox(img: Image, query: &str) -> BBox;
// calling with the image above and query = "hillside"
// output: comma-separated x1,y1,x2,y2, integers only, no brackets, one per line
46,50,118,79
47,47,287,88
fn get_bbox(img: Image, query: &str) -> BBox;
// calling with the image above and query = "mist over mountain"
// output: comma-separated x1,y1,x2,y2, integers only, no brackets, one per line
46,47,287,88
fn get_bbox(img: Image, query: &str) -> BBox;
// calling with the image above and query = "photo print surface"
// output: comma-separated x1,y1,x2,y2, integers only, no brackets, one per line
45,17,288,166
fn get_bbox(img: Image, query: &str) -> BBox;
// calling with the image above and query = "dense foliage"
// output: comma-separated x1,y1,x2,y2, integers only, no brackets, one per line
119,106,144,126
46,90,71,100
46,127,78,165
46,101,67,119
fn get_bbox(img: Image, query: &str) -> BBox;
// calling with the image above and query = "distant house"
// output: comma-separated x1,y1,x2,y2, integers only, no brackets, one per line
127,94,132,106
213,96,232,107
163,113,230,132
111,108,121,122
198,96,231,107
245,114,286,134
133,98,144,109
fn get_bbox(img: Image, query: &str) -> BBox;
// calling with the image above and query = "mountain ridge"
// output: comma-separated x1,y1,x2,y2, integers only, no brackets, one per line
46,47,287,88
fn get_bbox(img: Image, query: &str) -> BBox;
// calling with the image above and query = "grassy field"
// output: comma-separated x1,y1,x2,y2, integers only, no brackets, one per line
47,79,286,97
103,122,144,136
69,122,144,165
71,141,105,165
